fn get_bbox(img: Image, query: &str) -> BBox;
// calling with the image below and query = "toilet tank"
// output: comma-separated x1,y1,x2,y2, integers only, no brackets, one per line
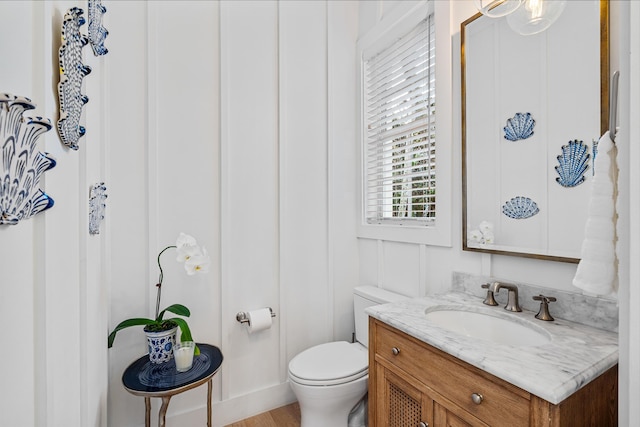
353,286,408,348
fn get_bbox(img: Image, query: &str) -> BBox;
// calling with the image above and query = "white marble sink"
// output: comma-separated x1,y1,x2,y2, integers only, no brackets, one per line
424,307,551,347
366,291,618,404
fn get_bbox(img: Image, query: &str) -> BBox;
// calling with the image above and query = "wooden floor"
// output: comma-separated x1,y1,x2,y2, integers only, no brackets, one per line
225,402,301,427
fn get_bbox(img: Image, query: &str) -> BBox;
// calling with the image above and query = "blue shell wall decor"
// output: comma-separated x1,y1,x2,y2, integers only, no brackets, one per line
555,140,590,187
504,112,535,141
0,94,56,225
57,7,92,150
502,196,539,219
88,0,109,56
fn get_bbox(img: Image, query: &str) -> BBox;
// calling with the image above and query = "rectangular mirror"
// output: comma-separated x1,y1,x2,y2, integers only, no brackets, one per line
462,0,609,263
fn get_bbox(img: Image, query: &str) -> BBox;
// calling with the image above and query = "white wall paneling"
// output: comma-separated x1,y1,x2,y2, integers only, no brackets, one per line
110,0,358,424
80,1,109,423
107,1,154,425
328,0,360,342
216,0,359,424
0,4,40,426
618,0,640,424
221,0,281,402
149,1,221,421
279,0,331,370
381,242,422,297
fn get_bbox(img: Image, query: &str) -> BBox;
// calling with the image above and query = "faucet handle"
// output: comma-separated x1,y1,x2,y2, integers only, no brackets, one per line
533,294,556,321
481,283,498,306
533,294,557,303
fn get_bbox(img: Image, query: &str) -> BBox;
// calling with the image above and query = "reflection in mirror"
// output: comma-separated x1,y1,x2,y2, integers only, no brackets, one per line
462,0,609,263
473,0,523,18
506,0,567,36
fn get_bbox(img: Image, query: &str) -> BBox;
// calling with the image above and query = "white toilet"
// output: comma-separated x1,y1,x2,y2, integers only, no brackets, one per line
288,286,407,427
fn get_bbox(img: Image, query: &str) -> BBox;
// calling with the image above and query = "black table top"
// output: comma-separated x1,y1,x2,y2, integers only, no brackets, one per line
122,343,223,395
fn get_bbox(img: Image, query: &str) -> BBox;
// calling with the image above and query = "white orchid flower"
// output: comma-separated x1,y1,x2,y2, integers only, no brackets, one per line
482,231,495,244
479,221,494,234
176,244,202,263
176,232,197,249
468,229,483,243
184,247,211,275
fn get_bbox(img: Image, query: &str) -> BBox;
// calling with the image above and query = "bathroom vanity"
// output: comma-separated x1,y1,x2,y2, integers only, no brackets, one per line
366,292,618,427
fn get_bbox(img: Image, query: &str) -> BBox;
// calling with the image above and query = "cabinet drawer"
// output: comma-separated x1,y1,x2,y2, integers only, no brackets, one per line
374,321,530,427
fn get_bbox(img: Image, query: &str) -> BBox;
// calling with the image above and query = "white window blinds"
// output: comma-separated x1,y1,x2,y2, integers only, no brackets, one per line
364,15,436,226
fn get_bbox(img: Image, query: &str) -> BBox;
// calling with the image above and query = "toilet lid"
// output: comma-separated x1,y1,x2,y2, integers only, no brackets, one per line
288,341,368,386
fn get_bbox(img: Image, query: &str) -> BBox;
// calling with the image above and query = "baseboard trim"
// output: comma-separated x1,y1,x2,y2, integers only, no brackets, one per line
165,382,297,427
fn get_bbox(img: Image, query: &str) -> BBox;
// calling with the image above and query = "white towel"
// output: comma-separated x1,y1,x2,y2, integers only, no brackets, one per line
573,131,618,295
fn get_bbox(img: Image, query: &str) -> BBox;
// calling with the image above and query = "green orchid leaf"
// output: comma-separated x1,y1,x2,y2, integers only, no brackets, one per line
169,317,192,340
169,317,200,355
156,304,191,321
165,304,191,316
107,318,155,348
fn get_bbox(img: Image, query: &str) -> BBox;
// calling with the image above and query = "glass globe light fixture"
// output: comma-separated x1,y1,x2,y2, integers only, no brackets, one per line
473,0,523,18
506,0,567,35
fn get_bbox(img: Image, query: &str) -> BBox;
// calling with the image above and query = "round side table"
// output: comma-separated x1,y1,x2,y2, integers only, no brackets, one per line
122,343,223,427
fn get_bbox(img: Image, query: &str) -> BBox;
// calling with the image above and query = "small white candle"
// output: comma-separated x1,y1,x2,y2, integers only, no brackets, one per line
174,344,194,372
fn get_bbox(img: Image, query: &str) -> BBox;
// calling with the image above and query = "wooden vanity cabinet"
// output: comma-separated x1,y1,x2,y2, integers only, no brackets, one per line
368,318,618,427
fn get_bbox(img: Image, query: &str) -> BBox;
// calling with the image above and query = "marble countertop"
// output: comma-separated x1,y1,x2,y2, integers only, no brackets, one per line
366,291,618,405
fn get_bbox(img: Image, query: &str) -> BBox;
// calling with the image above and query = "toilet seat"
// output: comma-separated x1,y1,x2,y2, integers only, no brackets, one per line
288,341,368,386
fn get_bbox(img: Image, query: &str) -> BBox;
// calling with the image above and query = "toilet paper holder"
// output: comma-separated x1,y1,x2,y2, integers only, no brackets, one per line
236,307,276,324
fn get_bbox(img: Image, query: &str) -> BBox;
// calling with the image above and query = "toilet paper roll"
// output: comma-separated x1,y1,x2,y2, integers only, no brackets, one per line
247,308,272,333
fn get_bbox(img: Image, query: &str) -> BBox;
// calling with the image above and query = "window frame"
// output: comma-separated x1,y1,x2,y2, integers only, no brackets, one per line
356,0,452,246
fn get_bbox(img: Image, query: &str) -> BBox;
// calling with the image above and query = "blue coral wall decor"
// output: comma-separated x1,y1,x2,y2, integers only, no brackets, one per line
89,182,107,234
0,94,56,225
57,7,92,150
88,0,109,56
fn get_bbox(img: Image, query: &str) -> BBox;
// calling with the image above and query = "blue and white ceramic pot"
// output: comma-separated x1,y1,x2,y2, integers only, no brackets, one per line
144,326,177,364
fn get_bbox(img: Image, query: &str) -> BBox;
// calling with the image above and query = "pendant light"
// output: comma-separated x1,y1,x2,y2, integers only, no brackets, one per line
473,0,523,18
506,0,567,35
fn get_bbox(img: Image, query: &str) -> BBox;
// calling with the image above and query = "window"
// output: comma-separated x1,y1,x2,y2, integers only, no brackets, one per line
357,1,451,246
363,16,436,227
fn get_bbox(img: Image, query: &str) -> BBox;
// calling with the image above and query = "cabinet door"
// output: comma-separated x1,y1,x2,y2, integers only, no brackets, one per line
375,363,433,427
434,402,489,427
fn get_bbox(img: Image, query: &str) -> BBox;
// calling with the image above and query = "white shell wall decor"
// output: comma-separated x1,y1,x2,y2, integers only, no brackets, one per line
503,112,536,141
502,196,539,219
57,7,92,150
89,182,107,235
0,94,56,225
88,0,109,56
555,139,590,187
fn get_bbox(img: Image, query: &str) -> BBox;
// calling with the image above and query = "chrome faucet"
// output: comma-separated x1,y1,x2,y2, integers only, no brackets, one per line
486,281,522,312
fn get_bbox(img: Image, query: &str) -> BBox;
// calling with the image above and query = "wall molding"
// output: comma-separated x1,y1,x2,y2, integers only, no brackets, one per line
165,382,296,427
